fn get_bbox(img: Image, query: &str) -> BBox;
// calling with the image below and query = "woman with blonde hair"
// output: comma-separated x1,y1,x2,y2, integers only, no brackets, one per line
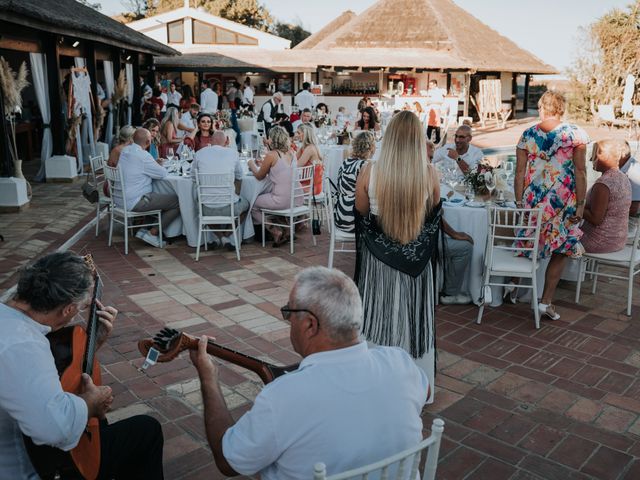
355,111,441,403
159,106,181,158
107,125,135,167
512,90,589,320
295,123,323,167
249,126,301,246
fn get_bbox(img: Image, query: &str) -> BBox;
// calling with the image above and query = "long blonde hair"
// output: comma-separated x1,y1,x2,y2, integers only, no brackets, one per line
374,111,436,244
297,123,322,161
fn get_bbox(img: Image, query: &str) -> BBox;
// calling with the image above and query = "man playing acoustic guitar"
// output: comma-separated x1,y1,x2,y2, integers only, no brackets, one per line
190,266,430,479
0,252,164,479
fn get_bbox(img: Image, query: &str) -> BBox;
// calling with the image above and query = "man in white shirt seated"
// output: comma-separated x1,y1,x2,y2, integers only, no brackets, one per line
117,128,180,248
620,141,640,232
292,108,314,131
0,252,164,479
200,80,218,114
192,131,249,249
294,82,316,112
178,103,199,139
433,125,483,175
189,266,430,480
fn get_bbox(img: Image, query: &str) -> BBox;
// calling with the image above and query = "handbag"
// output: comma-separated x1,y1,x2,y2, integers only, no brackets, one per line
81,175,99,204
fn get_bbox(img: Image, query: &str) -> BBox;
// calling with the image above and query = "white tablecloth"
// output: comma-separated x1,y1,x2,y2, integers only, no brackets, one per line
239,174,272,239
153,175,204,247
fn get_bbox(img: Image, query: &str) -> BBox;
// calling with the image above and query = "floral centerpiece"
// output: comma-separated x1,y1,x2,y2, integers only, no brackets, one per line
213,110,232,130
237,106,254,119
0,57,30,186
314,111,331,128
463,161,494,195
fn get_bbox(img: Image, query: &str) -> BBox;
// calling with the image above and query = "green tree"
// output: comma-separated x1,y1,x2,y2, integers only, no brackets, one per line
567,1,640,120
273,21,311,48
78,0,101,11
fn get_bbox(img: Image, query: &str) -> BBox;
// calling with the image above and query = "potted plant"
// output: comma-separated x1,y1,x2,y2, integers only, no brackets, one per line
0,57,30,192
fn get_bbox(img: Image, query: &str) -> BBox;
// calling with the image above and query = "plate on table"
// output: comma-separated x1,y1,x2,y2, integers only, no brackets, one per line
465,200,486,208
445,197,464,205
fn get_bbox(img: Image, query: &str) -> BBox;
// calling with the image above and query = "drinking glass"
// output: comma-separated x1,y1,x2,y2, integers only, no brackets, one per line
485,173,496,202
166,148,174,163
465,184,475,201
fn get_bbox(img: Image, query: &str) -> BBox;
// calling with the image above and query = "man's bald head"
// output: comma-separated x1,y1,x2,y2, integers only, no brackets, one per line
456,125,473,138
133,128,151,148
211,130,227,146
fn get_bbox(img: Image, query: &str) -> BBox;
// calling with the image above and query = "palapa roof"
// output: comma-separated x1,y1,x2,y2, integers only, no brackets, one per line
296,0,556,74
0,0,178,56
295,10,357,50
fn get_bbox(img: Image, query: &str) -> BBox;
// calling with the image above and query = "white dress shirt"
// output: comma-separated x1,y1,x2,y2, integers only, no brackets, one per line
200,88,218,114
166,90,182,107
193,145,243,207
621,156,640,201
222,342,429,480
243,86,254,105
0,303,88,479
178,111,197,139
116,143,168,208
433,143,483,171
159,92,168,112
294,89,316,111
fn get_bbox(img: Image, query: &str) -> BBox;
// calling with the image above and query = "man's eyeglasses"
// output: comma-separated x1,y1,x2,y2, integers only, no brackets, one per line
280,303,315,321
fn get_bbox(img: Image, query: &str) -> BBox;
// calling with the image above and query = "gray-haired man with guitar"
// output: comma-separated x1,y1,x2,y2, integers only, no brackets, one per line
188,266,430,479
0,251,164,479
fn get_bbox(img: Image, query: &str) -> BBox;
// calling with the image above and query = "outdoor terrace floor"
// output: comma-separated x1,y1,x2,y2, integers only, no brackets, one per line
1,146,640,479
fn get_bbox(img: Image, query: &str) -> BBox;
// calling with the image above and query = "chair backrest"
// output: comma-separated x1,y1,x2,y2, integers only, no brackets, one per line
103,165,127,211
196,171,236,219
485,206,543,272
313,418,445,480
598,104,615,121
291,164,314,209
256,120,266,134
89,154,105,185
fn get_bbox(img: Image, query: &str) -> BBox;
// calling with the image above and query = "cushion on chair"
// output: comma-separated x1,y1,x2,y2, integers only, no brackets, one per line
490,249,536,274
585,247,640,265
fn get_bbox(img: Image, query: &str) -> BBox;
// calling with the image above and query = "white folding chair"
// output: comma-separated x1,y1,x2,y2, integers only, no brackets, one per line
195,171,241,261
313,419,445,480
477,206,543,328
103,165,163,255
324,178,355,268
261,164,316,254
575,220,640,316
88,154,111,237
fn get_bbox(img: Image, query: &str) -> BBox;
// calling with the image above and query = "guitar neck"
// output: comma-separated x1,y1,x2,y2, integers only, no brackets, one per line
83,274,102,375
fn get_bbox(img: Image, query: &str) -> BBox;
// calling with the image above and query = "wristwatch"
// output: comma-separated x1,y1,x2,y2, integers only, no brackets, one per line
456,157,463,163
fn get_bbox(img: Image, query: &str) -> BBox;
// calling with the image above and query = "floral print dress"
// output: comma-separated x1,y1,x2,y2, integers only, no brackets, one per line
515,123,589,259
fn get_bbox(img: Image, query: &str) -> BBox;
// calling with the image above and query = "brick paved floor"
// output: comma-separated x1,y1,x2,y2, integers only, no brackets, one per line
2,179,640,479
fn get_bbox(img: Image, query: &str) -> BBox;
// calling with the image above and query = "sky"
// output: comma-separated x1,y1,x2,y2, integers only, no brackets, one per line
97,0,630,72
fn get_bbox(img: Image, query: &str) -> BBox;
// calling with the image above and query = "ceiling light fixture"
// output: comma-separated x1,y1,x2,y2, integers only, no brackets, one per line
72,41,80,47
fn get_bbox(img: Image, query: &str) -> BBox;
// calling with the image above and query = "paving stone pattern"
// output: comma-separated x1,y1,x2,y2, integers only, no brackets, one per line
1,182,640,479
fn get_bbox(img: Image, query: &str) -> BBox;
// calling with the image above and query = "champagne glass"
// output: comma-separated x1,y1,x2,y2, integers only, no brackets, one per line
166,147,174,163
485,172,496,203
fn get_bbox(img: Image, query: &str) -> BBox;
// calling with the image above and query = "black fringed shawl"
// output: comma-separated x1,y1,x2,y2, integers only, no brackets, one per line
354,202,442,358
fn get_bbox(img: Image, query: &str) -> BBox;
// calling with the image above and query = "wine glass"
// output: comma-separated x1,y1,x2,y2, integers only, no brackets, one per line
166,148,174,163
485,172,496,202
505,160,514,185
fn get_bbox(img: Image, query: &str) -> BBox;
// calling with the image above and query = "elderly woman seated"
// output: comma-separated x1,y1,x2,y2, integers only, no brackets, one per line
581,139,632,253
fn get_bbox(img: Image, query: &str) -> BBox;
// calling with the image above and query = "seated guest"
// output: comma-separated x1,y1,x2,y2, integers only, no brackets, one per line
433,125,482,174
1,252,164,479
334,131,376,233
248,126,299,247
142,118,161,161
184,113,216,152
177,103,199,139
620,140,640,232
189,266,429,479
295,123,323,167
117,128,180,248
107,125,135,168
335,106,348,130
159,107,181,158
192,131,249,249
582,139,632,253
356,106,381,132
292,108,313,131
440,220,473,304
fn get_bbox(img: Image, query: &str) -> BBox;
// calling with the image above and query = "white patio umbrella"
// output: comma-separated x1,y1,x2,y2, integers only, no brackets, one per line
621,73,635,114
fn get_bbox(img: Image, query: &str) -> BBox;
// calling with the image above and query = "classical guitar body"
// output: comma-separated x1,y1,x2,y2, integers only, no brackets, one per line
24,326,102,480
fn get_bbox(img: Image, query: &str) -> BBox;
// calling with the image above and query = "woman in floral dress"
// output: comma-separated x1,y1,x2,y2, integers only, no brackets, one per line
514,91,589,320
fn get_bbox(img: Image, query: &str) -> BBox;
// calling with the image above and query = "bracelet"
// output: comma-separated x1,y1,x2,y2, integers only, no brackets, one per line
576,200,585,206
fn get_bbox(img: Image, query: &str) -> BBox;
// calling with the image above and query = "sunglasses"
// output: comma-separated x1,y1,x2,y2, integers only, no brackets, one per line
280,303,315,321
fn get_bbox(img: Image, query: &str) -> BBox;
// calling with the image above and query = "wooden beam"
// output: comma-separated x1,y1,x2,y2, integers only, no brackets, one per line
45,33,64,156
511,73,517,119
0,36,40,53
523,74,530,112
132,53,142,126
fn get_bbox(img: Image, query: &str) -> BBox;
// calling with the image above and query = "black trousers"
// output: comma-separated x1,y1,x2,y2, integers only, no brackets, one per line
98,415,164,480
427,126,441,144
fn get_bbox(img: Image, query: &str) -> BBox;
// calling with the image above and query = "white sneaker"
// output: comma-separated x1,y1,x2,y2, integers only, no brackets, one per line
135,228,148,240
138,230,164,248
454,294,472,304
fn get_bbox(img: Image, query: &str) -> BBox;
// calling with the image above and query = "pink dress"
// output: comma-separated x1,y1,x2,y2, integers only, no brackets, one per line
251,152,302,223
581,169,631,253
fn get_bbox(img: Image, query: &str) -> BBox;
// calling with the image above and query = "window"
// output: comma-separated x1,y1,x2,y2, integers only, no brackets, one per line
167,20,184,43
193,19,215,44
192,19,258,45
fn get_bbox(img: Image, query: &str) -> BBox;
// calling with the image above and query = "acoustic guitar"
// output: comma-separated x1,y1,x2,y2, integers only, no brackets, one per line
138,328,299,385
24,254,103,480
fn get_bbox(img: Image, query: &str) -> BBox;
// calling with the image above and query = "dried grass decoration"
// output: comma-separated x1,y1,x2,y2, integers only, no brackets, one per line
0,57,30,181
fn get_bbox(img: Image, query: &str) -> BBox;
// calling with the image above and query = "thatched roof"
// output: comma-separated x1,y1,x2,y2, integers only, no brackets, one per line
295,10,357,50
295,0,556,74
0,0,178,56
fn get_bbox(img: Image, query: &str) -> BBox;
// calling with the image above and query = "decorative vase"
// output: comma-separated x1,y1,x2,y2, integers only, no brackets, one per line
12,159,32,198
